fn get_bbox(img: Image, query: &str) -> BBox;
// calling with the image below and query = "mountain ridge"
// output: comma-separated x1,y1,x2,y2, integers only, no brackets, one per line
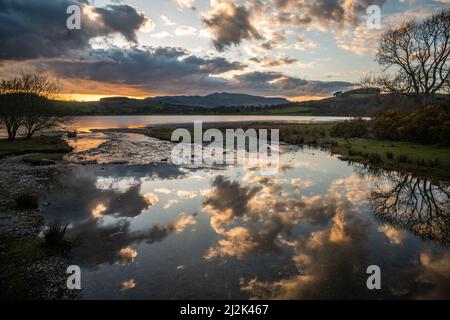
100,92,289,108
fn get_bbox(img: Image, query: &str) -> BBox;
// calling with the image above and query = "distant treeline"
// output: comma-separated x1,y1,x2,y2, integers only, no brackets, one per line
54,92,450,117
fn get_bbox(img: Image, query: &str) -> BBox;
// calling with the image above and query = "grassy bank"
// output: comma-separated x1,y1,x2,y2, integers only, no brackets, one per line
0,136,73,158
147,122,450,180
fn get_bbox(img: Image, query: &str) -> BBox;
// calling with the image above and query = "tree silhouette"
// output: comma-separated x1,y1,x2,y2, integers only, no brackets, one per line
371,172,450,246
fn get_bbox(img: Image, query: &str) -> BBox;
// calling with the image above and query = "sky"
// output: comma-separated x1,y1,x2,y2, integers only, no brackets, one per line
0,0,449,101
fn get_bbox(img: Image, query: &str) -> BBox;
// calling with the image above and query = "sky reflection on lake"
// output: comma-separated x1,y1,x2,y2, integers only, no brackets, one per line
41,144,450,300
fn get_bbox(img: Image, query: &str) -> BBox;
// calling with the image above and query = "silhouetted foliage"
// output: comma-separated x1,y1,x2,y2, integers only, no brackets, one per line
15,192,39,210
362,9,450,106
43,220,69,248
372,105,450,144
0,72,70,140
330,119,369,139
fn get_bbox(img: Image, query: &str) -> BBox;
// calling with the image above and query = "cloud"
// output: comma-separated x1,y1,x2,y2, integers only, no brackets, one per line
69,213,197,270
0,0,151,61
241,206,372,299
234,71,353,96
35,45,349,97
161,14,176,26
175,0,196,11
202,175,341,260
249,55,299,68
37,46,244,92
202,0,262,51
272,0,387,27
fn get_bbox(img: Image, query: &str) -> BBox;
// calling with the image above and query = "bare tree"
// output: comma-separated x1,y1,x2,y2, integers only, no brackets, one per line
371,172,450,245
362,9,450,106
0,72,70,140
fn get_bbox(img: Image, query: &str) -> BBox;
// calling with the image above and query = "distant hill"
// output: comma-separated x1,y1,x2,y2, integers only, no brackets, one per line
56,89,449,116
147,92,289,108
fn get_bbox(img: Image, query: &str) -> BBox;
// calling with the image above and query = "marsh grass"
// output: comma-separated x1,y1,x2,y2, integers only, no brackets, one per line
15,193,39,210
43,220,70,248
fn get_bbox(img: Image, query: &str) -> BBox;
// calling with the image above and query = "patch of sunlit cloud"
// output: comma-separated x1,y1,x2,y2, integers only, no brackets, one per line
175,0,196,11
155,188,172,194
378,225,407,245
177,190,198,199
140,18,155,33
121,279,136,291
83,5,100,22
118,246,138,265
143,193,159,206
92,203,107,219
175,25,198,36
151,32,174,39
164,199,179,209
174,214,197,233
161,15,177,26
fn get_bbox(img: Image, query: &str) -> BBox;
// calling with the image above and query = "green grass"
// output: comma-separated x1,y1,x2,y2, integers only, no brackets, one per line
0,136,72,158
264,105,313,115
22,153,65,165
147,122,450,180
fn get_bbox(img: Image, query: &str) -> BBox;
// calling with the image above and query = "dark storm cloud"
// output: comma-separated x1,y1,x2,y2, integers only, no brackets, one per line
44,168,152,222
203,175,261,219
69,213,196,270
93,4,149,42
183,55,247,74
0,0,149,61
235,71,352,96
272,0,387,26
38,46,244,90
36,45,351,96
202,1,262,51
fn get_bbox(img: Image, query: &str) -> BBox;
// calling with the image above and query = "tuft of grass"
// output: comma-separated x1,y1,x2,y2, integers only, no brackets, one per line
397,154,408,163
43,220,70,248
385,151,394,159
15,193,39,210
369,153,382,164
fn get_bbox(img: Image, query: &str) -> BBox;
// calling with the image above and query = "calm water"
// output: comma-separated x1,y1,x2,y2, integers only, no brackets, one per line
40,130,450,299
68,115,355,131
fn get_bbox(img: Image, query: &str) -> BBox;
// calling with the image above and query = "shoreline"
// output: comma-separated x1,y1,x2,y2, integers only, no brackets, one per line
88,122,450,183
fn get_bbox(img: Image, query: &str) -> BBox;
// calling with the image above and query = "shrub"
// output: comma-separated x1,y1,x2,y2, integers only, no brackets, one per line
385,152,394,159
369,153,382,164
331,119,369,139
43,220,69,247
372,106,450,144
397,154,408,163
15,193,39,210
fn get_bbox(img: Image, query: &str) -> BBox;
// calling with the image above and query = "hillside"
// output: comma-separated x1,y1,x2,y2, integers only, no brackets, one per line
148,92,289,108
53,90,449,116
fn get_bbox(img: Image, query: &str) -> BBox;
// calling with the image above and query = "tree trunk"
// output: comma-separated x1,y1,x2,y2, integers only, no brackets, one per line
25,128,35,139
6,126,14,141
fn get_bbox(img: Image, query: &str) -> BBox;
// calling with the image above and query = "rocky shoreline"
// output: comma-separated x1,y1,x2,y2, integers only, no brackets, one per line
0,130,177,299
0,153,80,299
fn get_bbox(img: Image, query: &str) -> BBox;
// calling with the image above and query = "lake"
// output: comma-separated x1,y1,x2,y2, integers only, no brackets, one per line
40,127,450,299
